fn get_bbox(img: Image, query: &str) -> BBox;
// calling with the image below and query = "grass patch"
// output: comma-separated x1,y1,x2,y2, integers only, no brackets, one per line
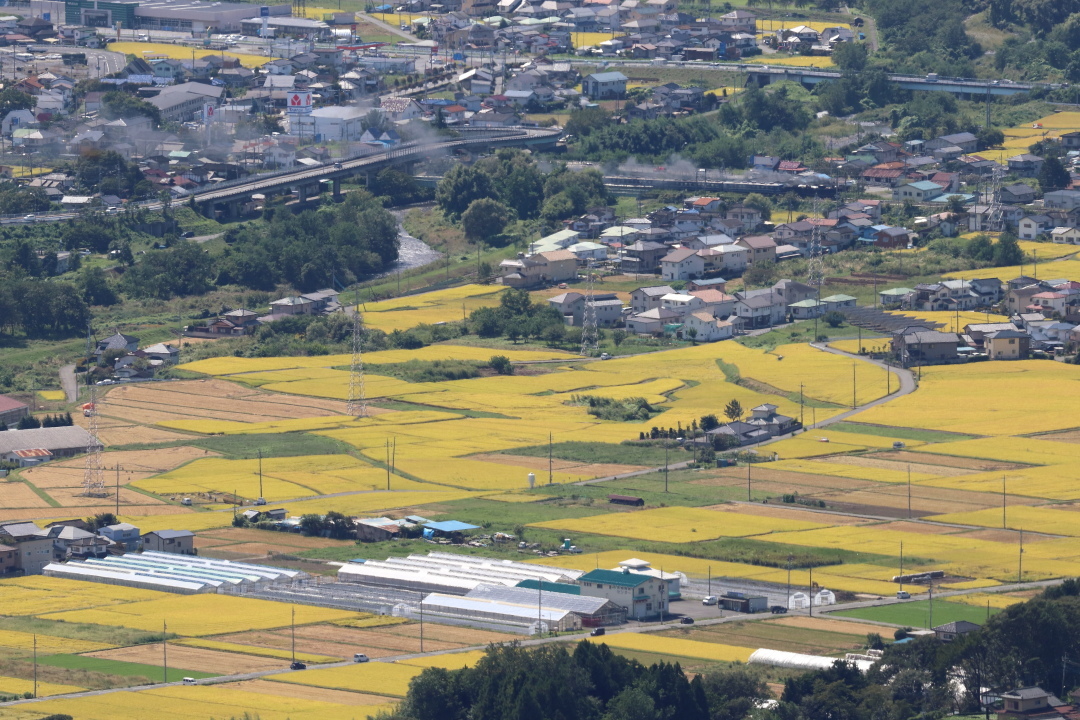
715,359,843,409
663,621,868,656
499,441,682,467
370,398,512,419
36,654,216,681
832,599,999,628
0,617,174,648
19,479,60,507
109,432,355,459
828,423,977,443
360,358,485,383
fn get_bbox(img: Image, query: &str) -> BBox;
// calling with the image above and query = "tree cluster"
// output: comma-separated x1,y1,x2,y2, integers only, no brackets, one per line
120,242,213,299
570,395,657,421
11,413,73,430
0,275,88,337
215,190,399,292
383,642,770,720
468,288,566,342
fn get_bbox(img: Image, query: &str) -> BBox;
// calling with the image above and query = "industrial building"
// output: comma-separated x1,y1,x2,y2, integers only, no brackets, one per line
240,15,330,39
468,584,626,627
338,552,583,595
0,426,95,463
64,0,291,34
578,567,669,621
42,551,306,593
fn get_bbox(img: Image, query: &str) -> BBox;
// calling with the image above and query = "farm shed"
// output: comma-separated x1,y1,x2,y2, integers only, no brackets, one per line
0,426,96,462
608,494,645,506
422,520,480,538
339,552,581,595
420,592,580,633
467,584,626,627
42,551,306,594
720,592,768,613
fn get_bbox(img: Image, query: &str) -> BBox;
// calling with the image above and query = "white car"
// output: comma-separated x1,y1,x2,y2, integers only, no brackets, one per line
702,595,718,606
23,214,35,222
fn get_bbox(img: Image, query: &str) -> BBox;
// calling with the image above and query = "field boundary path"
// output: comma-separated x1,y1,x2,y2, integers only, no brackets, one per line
59,364,77,403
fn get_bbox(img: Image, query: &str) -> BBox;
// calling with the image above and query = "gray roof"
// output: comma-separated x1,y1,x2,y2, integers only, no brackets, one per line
145,529,195,539
903,331,960,344
0,521,43,538
0,426,95,455
637,285,676,297
933,619,981,633
1001,688,1050,700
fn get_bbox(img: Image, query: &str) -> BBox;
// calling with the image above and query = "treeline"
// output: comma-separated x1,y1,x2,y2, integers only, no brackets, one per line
215,190,399,292
865,0,983,77
378,641,769,720
927,232,1024,265
1,413,74,430
435,149,609,236
0,274,88,337
468,288,572,344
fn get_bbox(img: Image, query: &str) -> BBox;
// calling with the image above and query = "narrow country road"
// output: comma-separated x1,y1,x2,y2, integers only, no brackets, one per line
59,364,78,403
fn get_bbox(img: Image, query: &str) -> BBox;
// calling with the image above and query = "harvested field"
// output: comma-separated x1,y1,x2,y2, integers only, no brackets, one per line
1033,429,1080,444
822,455,975,477
713,503,868,525
965,528,1052,543
294,625,461,654
46,486,165,508
21,447,219,489
96,424,192,446
883,521,964,535
771,615,895,636
214,679,392,706
0,505,192,523
0,482,52,509
706,466,878,491
85,645,288,674
198,528,353,549
871,451,1025,472
376,622,516,645
679,621,864,656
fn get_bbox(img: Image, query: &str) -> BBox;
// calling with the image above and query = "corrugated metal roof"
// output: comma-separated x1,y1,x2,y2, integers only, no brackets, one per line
469,585,611,614
422,592,574,623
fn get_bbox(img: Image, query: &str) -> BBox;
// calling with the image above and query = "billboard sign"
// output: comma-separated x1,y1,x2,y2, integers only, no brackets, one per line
203,103,216,123
260,5,270,16
287,91,313,113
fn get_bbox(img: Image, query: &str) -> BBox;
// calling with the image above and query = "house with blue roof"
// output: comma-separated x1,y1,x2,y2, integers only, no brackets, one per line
894,180,944,202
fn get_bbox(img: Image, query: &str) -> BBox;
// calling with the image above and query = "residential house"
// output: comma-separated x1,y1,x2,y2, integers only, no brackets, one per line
736,234,777,265
1029,291,1068,315
689,288,735,317
892,326,960,366
1007,154,1044,176
581,71,627,99
772,279,817,304
986,329,1030,360
631,285,676,313
660,247,704,280
379,97,423,122
894,180,943,202
821,294,857,311
0,522,53,575
698,245,747,275
1000,183,1036,205
620,240,668,274
746,403,798,437
927,132,978,153
725,205,762,232
98,523,141,551
997,688,1059,720
269,296,315,316
1051,227,1080,244
735,290,786,328
626,306,682,335
141,530,196,555
683,311,733,341
932,620,980,643
1019,214,1053,240
660,292,705,316
873,226,911,248
788,299,824,320
94,332,139,358
1043,190,1080,210
578,568,668,620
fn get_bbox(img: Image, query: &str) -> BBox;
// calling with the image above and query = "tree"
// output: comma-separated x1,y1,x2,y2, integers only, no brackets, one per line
993,233,1024,266
723,399,743,422
100,90,161,127
700,413,720,431
602,687,656,720
489,355,514,375
461,198,513,243
1038,156,1071,191
435,164,495,219
742,259,779,288
743,193,773,221
0,86,34,115
832,41,868,72
299,514,327,536
85,513,118,531
687,326,698,344
612,329,627,347
823,311,846,328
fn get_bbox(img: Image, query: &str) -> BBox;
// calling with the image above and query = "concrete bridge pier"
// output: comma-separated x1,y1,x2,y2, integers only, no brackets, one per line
226,200,240,219
333,178,341,199
201,201,215,219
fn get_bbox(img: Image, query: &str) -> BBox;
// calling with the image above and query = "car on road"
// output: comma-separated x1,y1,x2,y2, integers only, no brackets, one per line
353,653,370,663
22,214,35,222
590,627,605,637
334,162,343,169
95,379,116,386
896,591,911,599
600,353,612,360
680,617,694,625
290,661,307,670
769,605,788,614
181,231,195,238
182,677,197,685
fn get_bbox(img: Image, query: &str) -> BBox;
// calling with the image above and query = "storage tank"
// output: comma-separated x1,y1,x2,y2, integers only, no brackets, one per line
528,472,536,489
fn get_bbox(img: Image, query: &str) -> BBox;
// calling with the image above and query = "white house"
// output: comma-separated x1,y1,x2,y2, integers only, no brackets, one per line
581,71,627,99
684,311,734,341
1051,227,1080,244
660,292,705,316
660,247,704,281
289,106,367,141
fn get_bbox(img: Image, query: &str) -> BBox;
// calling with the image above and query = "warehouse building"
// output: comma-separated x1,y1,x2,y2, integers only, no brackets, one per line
240,15,330,39
467,584,626,627
0,426,95,463
578,567,669,621
0,395,29,428
64,0,291,34
420,592,580,633
338,551,582,595
42,551,306,594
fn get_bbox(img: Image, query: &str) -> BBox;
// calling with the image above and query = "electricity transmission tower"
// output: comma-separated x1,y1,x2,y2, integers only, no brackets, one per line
580,259,599,357
347,312,366,418
807,200,825,292
82,323,105,497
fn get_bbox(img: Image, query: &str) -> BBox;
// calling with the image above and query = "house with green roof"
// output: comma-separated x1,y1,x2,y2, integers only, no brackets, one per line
578,568,668,620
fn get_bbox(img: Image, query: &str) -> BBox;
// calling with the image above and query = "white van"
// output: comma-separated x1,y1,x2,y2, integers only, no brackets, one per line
182,677,197,685
702,595,718,606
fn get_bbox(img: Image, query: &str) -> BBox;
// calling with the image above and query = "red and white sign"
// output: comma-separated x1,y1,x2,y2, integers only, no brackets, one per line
203,103,216,123
287,91,313,113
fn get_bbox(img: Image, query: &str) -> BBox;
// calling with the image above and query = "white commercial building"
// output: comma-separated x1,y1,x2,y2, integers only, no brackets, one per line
288,106,367,142
339,552,582,595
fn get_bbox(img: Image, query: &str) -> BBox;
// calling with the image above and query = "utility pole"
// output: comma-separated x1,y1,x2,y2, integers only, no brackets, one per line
809,566,813,617
708,565,712,597
291,606,296,664
799,382,804,427
548,432,553,485
786,555,792,608
907,465,912,519
32,634,37,698
1019,528,1024,582
538,577,543,636
1003,475,1007,528
257,449,263,500
386,439,391,490
852,362,857,409
664,441,669,493
419,590,424,652
899,541,904,594
928,583,933,629
115,464,121,517
162,620,168,683
747,459,751,501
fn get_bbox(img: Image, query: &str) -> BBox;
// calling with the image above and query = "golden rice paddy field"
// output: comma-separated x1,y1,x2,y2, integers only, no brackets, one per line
108,41,274,68
358,284,505,332
591,634,754,663
995,111,1080,155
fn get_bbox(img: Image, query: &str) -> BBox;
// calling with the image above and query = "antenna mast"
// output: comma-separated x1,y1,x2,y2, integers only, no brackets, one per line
347,312,367,418
82,322,105,497
580,259,599,357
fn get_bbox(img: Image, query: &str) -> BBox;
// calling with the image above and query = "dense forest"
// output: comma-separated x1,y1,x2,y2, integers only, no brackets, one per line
376,580,1080,720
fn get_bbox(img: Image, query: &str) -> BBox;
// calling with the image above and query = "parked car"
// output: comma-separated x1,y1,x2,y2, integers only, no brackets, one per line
181,231,195,238
896,590,911,599
769,605,788,614
680,617,694,625
182,677,197,685
590,627,605,637
702,596,718,606
290,661,307,670
353,653,370,663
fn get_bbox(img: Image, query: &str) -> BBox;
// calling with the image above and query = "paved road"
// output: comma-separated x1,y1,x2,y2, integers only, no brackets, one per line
59,364,78,403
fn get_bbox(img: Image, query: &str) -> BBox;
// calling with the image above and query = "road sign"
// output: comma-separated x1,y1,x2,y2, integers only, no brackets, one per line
203,103,216,123
260,5,270,16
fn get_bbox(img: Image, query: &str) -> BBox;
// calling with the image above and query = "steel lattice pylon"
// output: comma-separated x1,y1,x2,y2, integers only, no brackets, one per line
347,311,366,418
580,259,599,357
82,324,105,497
807,199,825,292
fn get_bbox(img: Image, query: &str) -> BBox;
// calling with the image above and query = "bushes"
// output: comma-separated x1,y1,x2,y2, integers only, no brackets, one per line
569,395,657,421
